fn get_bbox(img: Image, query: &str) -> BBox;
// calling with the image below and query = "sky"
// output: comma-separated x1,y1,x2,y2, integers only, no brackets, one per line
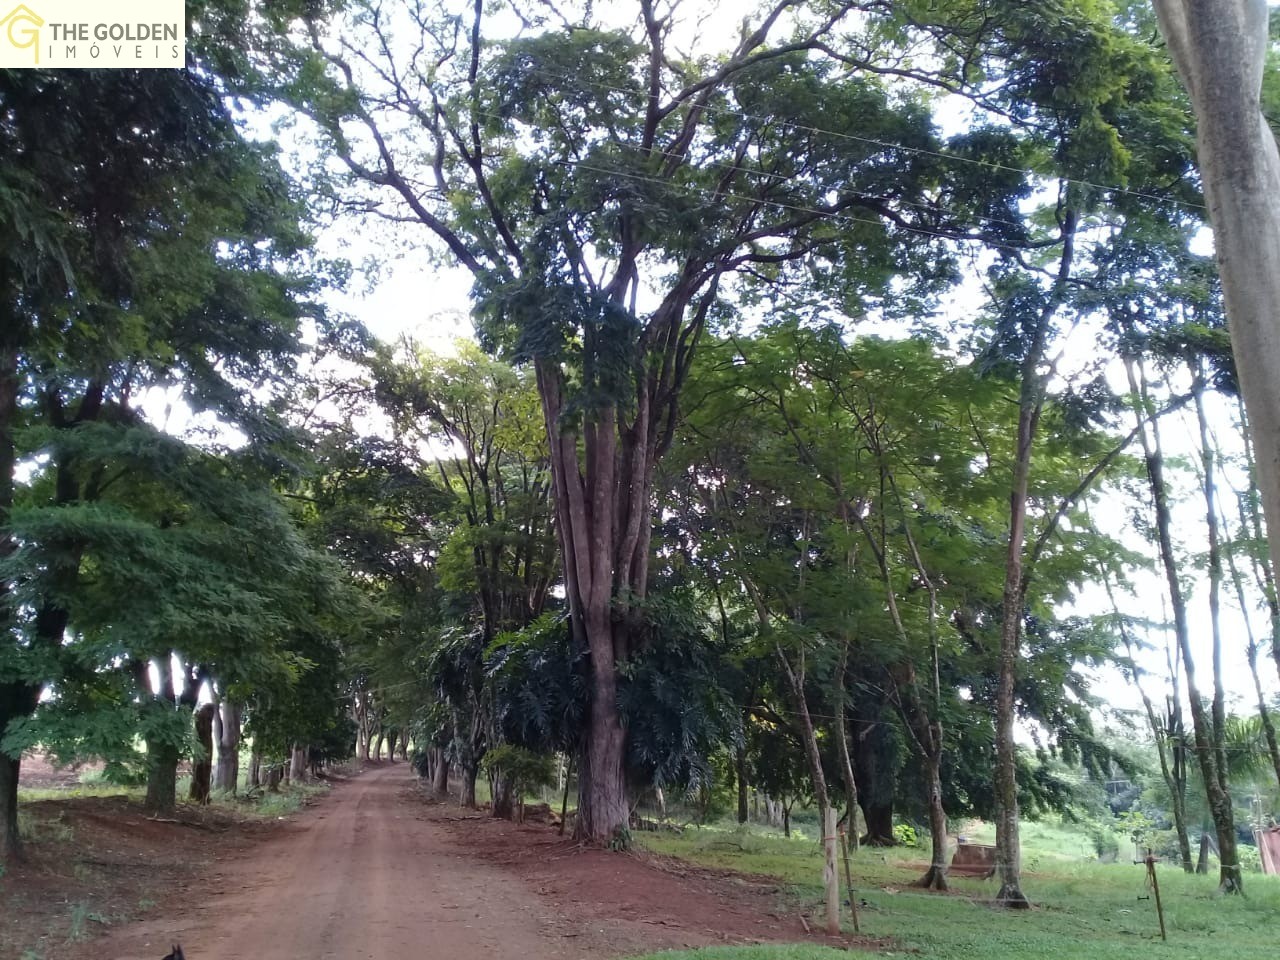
204,0,1280,736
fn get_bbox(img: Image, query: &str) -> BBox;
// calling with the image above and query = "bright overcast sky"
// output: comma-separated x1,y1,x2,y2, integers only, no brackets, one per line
240,1,1280,734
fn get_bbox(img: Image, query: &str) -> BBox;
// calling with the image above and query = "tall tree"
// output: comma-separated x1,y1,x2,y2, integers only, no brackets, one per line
1153,1,1280,655
0,58,315,853
275,0,1017,842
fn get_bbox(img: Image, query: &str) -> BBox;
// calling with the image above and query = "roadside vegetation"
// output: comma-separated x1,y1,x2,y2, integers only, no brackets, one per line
4,1,1280,957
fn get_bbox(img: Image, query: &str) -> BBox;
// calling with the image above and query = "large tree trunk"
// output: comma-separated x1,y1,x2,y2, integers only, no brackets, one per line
289,744,308,783
0,742,21,862
859,799,895,847
850,715,896,846
1155,2,1280,699
0,345,25,862
1155,19,1280,887
431,751,450,798
145,738,180,816
189,703,216,804
0,679,38,861
142,657,184,817
460,759,479,809
492,773,515,820
213,700,242,794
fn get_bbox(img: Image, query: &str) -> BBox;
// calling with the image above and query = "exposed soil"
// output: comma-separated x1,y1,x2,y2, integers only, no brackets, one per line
16,750,106,789
1,793,274,959
7,763,862,960
420,795,838,955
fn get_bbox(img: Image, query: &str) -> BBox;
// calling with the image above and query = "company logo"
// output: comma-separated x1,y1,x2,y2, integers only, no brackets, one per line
0,4,44,65
0,0,185,68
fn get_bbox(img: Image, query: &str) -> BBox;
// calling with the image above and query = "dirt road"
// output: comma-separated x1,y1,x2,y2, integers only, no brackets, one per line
90,765,582,960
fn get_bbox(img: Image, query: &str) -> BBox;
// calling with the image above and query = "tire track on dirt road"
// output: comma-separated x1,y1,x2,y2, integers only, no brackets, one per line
88,764,585,960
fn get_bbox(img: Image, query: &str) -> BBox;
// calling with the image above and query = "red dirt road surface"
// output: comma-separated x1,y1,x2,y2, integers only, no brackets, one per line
87,764,815,960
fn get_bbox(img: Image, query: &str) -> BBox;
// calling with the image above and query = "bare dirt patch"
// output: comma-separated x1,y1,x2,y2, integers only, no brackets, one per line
16,750,105,790
418,789,871,955
1,795,274,959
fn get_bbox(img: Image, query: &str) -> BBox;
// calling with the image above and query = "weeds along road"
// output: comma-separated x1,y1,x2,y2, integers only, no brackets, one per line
91,764,578,960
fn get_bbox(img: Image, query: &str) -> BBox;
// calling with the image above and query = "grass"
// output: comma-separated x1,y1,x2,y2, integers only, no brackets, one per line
628,949,853,960
18,772,330,819
634,818,1280,960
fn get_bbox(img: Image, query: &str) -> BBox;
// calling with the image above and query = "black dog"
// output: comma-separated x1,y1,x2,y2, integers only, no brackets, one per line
162,946,185,960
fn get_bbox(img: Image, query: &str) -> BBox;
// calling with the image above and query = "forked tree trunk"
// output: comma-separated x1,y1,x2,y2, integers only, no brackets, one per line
189,703,216,804
249,748,262,789
387,729,398,763
213,700,242,794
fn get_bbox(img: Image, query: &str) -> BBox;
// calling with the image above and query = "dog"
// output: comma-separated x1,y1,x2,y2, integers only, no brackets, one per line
162,946,185,960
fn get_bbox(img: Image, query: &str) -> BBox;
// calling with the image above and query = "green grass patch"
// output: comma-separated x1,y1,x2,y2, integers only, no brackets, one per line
627,948,852,960
640,821,1280,960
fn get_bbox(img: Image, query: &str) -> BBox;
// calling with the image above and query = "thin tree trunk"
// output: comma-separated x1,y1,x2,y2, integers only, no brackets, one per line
1104,551,1194,873
993,210,1076,909
1130,357,1240,893
735,737,750,825
833,646,860,853
249,747,262,789
1192,378,1242,892
1220,478,1280,791
776,644,831,825
918,747,949,891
